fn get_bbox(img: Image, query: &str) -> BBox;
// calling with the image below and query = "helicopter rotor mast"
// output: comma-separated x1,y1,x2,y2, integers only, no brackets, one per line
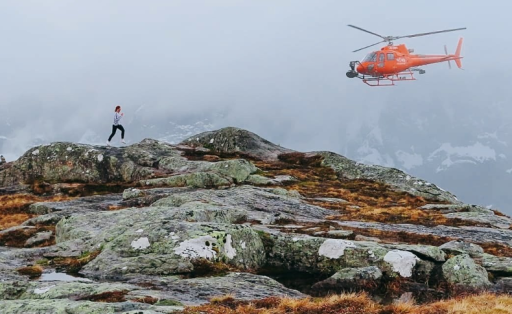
347,25,467,52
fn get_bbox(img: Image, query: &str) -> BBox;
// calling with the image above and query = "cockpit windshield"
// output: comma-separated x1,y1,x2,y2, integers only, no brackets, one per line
363,52,377,62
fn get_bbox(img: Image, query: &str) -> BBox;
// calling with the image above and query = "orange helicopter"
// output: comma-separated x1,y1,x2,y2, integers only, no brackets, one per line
346,25,466,86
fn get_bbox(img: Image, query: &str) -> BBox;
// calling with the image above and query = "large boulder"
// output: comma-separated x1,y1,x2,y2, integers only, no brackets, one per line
0,139,182,186
80,222,265,278
54,200,265,279
442,254,491,288
180,127,294,160
261,231,420,278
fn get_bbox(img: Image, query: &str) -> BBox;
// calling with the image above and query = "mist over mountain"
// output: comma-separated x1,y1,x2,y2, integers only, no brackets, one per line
1,1,512,215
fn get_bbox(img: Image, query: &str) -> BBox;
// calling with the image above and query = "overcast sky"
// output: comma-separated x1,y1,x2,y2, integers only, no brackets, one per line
1,1,512,209
0,0,505,141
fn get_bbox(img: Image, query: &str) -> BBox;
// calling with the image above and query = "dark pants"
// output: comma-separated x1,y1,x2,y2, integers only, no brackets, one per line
108,125,125,141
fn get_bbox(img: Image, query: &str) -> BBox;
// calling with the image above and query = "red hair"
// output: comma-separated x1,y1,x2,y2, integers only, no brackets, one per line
115,106,121,112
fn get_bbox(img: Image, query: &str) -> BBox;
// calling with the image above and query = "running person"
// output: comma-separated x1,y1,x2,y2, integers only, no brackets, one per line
107,105,126,146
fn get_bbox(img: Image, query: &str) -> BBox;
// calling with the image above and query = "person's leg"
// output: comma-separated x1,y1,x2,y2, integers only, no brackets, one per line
108,125,117,141
119,125,125,139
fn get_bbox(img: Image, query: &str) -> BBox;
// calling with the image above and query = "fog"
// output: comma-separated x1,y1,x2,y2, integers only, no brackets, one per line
1,1,512,213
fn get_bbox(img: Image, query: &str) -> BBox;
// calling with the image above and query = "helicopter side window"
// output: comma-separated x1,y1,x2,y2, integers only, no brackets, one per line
387,53,395,60
363,52,377,62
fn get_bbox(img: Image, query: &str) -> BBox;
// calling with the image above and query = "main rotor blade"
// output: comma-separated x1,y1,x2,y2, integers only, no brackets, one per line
396,27,466,39
347,24,385,39
352,40,384,53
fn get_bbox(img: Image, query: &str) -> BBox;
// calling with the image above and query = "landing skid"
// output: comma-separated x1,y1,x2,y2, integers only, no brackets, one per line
363,70,417,86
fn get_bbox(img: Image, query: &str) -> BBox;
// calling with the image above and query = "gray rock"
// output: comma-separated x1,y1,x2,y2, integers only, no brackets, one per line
18,281,139,300
80,222,265,279
312,266,382,290
245,174,273,185
150,186,328,225
439,240,484,258
442,254,491,287
384,244,446,262
419,204,494,214
25,231,53,247
141,171,233,188
0,299,161,314
478,253,512,275
493,277,512,293
259,230,418,278
123,188,145,200
335,220,512,250
444,212,512,229
180,127,294,161
130,272,305,306
0,271,30,300
0,139,182,187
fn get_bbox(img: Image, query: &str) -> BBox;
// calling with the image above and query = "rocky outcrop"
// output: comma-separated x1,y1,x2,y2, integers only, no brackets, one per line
1,127,512,312
318,151,459,203
180,127,294,160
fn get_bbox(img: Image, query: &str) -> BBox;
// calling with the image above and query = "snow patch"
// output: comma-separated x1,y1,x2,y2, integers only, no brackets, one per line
66,147,72,151
429,142,496,172
174,235,217,259
97,154,104,162
131,237,150,250
240,241,246,249
135,229,143,233
384,250,419,277
209,138,214,143
319,239,357,259
32,149,39,156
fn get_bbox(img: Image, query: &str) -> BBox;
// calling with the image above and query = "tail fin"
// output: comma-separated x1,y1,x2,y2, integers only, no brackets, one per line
454,37,463,69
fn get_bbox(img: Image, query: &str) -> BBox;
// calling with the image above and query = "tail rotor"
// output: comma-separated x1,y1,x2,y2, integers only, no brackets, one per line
444,45,452,69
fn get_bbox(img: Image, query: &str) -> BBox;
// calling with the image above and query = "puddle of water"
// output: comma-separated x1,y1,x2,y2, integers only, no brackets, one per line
40,271,92,282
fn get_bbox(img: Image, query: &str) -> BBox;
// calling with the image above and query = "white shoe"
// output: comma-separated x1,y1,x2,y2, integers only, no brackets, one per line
106,141,111,146
121,139,126,144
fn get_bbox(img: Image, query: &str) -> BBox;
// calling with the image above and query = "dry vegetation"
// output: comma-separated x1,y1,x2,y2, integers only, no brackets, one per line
0,193,71,230
183,292,512,314
78,290,129,303
17,265,43,279
0,224,56,247
254,155,488,229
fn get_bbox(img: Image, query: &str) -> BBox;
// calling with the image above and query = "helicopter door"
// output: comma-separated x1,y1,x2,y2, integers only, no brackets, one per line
386,52,397,71
377,52,385,68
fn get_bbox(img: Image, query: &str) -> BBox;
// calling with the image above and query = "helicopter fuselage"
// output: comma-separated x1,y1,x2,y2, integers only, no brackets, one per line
350,42,462,78
345,24,465,86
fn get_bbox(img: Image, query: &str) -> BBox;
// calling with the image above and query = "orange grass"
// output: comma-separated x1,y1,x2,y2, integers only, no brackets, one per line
0,194,72,229
251,160,484,228
183,292,512,314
